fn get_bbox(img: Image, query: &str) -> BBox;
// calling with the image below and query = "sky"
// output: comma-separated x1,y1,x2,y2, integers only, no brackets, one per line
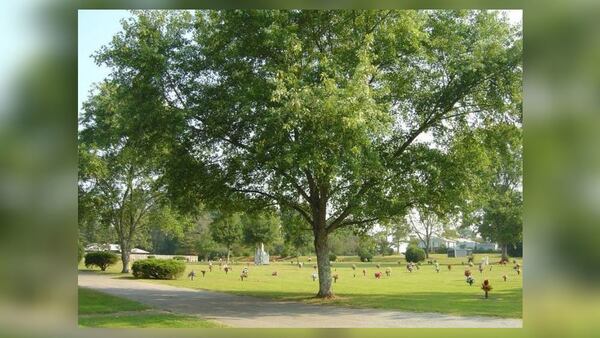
77,9,522,115
78,10,133,113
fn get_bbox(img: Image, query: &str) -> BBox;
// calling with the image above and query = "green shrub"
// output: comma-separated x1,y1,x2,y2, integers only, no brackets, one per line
84,251,118,271
329,253,337,262
173,256,187,261
147,255,155,259
507,242,523,257
357,247,374,262
404,245,426,263
78,242,85,264
132,259,186,279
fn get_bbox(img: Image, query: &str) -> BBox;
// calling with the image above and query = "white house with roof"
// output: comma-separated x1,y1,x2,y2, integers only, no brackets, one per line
84,243,149,254
414,236,497,251
84,243,197,263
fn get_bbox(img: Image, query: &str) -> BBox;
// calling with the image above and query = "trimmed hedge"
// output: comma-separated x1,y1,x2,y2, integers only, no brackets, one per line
132,259,186,279
85,251,118,271
173,256,187,261
404,245,426,263
329,253,337,262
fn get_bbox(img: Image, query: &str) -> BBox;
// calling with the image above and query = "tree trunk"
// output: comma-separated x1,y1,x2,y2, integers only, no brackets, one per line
314,229,333,298
501,244,509,261
120,242,130,273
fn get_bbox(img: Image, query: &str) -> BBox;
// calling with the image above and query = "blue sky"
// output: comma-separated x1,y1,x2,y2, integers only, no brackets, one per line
78,10,132,114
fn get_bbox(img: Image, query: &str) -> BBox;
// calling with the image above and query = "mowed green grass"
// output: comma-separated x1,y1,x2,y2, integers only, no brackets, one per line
79,287,148,314
145,254,523,318
78,287,224,328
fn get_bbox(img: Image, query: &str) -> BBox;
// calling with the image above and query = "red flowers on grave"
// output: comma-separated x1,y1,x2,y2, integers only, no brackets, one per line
374,271,382,279
481,279,493,298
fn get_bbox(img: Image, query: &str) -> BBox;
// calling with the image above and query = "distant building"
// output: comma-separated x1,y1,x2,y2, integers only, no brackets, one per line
84,243,149,254
415,236,457,250
447,248,473,257
413,236,497,251
475,242,498,251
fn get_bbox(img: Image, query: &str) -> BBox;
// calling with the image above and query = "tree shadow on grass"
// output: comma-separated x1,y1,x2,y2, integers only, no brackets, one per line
91,284,521,320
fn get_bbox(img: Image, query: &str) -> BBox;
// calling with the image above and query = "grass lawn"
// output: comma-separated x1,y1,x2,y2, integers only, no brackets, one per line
80,253,522,318
78,287,224,328
151,253,521,318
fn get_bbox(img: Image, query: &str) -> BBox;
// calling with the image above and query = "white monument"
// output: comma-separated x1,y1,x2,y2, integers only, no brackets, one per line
254,242,270,265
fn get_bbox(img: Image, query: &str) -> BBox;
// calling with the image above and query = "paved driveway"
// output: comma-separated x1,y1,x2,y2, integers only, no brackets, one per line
78,272,522,328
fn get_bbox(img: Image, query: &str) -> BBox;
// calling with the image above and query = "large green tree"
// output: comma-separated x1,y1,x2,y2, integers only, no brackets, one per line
209,212,244,263
465,124,523,259
78,79,186,272
242,211,281,252
78,140,160,273
93,10,521,297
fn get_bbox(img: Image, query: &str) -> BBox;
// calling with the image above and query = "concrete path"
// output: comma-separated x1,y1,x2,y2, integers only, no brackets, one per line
78,272,522,328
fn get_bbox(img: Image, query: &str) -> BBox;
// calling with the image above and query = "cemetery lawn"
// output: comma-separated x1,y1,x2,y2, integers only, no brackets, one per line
78,287,224,328
145,254,523,318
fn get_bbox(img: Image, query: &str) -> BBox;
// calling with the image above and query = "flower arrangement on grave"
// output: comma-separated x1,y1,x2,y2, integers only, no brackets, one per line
312,272,318,281
351,264,356,270
448,264,452,271
481,279,492,298
188,270,196,280
272,271,278,276
406,263,413,273
362,269,366,276
224,266,230,274
376,264,381,269
374,271,382,279
435,263,440,273
385,267,392,277
503,275,507,281
478,263,484,273
201,270,206,277
240,267,249,281
333,274,339,283
466,275,475,286
514,263,521,275
464,269,472,277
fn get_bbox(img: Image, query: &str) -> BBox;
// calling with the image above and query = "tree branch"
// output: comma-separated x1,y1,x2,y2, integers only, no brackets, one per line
329,217,379,233
234,188,313,225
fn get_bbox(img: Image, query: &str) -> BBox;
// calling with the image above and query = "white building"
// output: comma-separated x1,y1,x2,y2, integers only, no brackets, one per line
85,243,149,254
415,236,457,250
414,237,497,251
